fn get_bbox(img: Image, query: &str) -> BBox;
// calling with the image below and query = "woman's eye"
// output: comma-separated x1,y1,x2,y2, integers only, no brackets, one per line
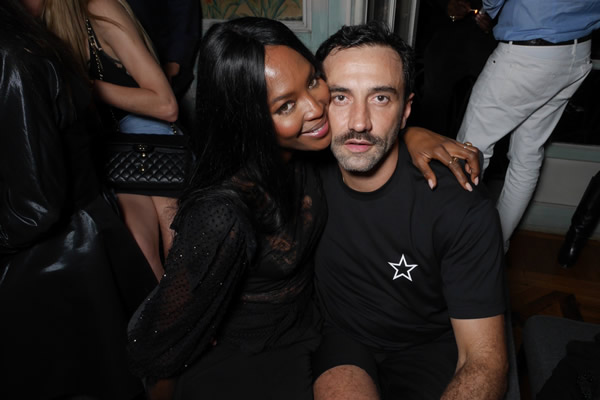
308,77,319,89
277,101,295,114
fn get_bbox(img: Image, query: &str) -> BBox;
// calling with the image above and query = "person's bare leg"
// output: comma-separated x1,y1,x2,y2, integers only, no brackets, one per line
152,196,177,258
118,193,164,281
146,378,175,400
314,365,380,400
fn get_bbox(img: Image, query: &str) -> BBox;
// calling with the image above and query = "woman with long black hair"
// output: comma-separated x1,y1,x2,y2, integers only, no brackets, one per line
128,18,330,399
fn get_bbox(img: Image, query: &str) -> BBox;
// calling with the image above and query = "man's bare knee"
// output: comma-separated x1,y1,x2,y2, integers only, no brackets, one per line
314,365,379,400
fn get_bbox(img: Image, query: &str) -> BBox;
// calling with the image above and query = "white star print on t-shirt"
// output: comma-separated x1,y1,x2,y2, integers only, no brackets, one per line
388,254,418,281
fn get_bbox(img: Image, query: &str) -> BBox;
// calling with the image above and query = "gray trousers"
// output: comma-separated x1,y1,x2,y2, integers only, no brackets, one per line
458,39,593,248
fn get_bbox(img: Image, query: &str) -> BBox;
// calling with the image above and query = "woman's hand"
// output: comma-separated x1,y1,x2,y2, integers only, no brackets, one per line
403,127,480,191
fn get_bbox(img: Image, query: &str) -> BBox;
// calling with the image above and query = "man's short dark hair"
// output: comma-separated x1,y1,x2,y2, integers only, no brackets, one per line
316,21,415,101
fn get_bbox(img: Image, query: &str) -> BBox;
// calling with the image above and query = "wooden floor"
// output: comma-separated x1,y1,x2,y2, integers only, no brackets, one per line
505,230,600,399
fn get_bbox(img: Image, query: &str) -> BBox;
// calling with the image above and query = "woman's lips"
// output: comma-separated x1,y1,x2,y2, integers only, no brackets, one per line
302,120,329,138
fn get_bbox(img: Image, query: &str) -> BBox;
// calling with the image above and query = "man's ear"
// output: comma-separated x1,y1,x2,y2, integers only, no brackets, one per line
400,93,415,129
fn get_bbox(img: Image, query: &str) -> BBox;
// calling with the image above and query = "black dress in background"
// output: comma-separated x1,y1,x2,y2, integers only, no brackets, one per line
0,33,156,399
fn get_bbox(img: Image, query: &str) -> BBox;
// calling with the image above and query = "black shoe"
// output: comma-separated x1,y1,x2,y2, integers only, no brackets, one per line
557,172,600,268
558,229,586,268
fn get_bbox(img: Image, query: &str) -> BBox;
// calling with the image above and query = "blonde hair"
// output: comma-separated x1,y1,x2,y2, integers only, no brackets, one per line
42,0,158,71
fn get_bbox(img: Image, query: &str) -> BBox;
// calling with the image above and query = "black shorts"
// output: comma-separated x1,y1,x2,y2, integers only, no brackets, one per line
312,323,458,400
174,332,321,400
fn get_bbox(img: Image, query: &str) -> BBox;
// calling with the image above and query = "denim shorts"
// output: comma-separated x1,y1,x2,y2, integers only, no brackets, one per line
119,114,175,135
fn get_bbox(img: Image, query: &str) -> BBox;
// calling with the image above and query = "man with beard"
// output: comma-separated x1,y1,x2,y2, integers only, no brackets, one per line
312,22,508,400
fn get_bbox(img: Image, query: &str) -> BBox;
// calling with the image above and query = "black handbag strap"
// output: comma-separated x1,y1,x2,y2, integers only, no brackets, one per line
87,18,121,132
86,18,106,81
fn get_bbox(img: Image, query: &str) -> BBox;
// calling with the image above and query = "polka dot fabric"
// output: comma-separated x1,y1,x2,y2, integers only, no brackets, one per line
127,160,326,381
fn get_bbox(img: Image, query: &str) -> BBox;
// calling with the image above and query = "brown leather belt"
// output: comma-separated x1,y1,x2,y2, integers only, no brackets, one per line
500,33,592,46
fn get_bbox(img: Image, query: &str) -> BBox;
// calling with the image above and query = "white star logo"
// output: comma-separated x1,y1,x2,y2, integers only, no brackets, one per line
388,254,418,281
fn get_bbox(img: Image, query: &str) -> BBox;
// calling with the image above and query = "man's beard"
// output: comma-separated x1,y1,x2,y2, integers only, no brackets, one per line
331,130,396,173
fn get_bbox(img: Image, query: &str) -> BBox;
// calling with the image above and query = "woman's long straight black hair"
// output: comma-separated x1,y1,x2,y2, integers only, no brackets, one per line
178,17,322,231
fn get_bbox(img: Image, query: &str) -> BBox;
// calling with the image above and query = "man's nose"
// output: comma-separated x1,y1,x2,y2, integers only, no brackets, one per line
348,100,372,132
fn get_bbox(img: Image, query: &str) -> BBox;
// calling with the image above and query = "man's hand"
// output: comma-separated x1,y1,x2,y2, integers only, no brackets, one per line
474,11,494,33
447,0,472,21
442,316,508,399
403,127,480,191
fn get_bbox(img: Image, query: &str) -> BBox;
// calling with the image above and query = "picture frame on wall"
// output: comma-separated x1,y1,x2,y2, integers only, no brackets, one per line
201,0,311,32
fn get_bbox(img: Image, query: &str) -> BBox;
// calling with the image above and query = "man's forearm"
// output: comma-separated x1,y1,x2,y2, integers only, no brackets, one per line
441,359,507,400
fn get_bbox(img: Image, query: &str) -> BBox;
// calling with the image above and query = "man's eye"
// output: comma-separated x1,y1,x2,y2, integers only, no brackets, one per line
375,95,389,102
334,95,346,102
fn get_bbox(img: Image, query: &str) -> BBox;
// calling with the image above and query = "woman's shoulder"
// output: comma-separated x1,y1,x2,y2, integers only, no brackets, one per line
172,193,258,261
88,0,123,17
174,191,254,235
88,0,136,32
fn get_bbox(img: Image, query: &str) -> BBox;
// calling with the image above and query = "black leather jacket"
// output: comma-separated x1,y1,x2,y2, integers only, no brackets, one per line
0,36,155,399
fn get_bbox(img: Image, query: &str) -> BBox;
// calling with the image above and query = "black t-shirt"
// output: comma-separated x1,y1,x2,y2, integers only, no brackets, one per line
314,144,506,351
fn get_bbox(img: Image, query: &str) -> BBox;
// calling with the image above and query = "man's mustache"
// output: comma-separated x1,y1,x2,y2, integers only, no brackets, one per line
333,130,386,146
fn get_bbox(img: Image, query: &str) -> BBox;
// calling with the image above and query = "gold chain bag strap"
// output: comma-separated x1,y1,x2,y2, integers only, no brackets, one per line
86,19,191,194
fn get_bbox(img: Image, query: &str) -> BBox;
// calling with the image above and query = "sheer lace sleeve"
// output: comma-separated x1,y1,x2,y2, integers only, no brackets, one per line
127,199,256,380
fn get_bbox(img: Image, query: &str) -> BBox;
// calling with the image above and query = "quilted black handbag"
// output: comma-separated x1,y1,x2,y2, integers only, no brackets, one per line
104,133,192,191
87,18,193,193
